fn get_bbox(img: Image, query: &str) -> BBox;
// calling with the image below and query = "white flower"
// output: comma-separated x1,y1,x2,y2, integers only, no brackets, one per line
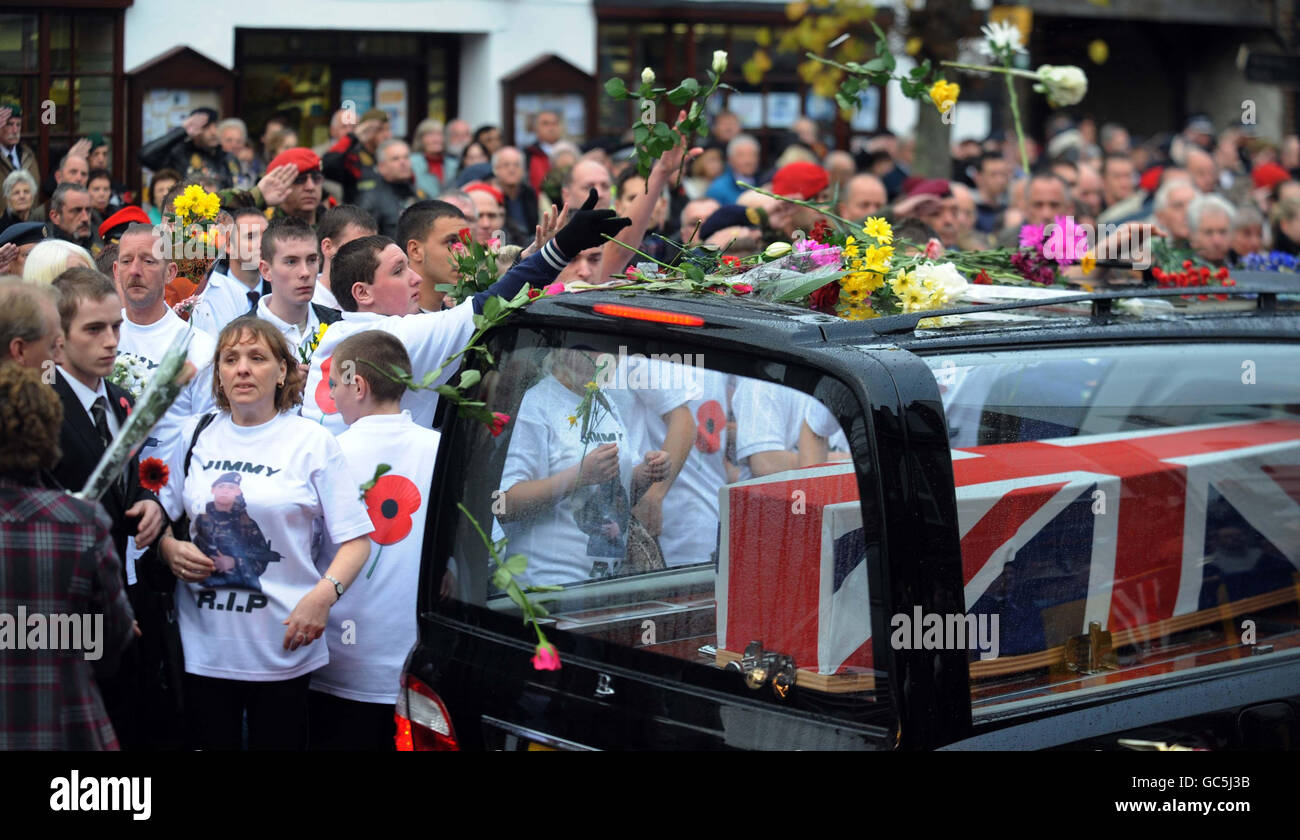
979,21,1026,60
764,241,792,260
1034,65,1088,107
642,67,655,87
912,261,969,299
713,50,728,75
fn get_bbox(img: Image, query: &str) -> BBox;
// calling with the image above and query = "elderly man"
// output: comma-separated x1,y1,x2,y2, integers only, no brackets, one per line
894,178,957,247
358,140,427,239
445,119,472,161
1099,123,1130,155
0,105,40,215
491,146,539,234
837,173,887,224
217,118,257,189
1150,178,1199,248
767,162,829,238
823,150,855,195
1229,205,1264,263
1099,154,1135,214
707,134,760,205
1272,198,1300,256
47,184,96,251
525,110,565,192
1184,147,1219,197
1025,173,1071,227
1187,194,1235,266
138,106,241,189
948,183,985,249
0,279,61,370
323,108,391,203
562,159,613,211
53,153,89,188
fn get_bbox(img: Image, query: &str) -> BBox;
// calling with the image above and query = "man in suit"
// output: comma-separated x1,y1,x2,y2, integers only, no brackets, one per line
49,267,167,750
0,104,41,215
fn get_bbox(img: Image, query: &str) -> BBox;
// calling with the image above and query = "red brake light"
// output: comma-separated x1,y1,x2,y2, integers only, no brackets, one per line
592,303,704,326
395,673,459,751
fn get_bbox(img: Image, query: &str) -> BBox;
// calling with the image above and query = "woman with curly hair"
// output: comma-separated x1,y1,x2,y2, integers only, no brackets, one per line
0,364,136,749
154,315,372,749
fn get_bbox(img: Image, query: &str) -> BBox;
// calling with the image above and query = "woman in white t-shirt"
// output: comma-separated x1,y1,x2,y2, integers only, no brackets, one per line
155,315,373,750
497,347,668,586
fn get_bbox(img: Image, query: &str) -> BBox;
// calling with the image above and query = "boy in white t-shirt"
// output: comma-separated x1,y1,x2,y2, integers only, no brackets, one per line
308,330,442,750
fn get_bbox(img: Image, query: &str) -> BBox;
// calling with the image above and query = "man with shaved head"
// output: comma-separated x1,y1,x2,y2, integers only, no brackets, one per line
837,173,887,223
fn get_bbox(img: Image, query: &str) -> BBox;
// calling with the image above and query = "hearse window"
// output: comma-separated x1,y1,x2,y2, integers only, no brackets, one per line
924,345,1300,713
436,327,889,714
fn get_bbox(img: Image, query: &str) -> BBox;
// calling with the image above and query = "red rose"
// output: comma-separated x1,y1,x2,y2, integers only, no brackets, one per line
119,396,132,417
1182,260,1193,270
809,282,840,313
527,288,541,299
731,283,753,294
721,255,742,268
1215,266,1229,280
489,411,510,437
458,227,472,245
532,641,561,671
810,220,831,243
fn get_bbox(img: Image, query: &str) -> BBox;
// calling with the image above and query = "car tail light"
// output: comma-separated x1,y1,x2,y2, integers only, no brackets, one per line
395,673,459,751
592,303,705,326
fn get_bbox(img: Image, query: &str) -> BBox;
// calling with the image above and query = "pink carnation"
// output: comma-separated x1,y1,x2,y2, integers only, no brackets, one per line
1018,224,1045,250
543,281,565,296
924,238,944,260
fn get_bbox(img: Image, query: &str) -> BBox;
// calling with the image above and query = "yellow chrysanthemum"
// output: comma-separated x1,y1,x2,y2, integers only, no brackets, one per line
863,244,893,273
567,415,577,427
862,217,893,244
1080,251,1096,274
198,192,221,219
172,194,194,219
900,285,933,313
889,270,917,295
929,79,960,114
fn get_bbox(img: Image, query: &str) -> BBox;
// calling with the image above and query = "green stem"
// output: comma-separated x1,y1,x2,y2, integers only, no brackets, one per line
940,60,1040,81
1004,69,1030,178
735,182,859,230
601,233,678,271
365,544,383,580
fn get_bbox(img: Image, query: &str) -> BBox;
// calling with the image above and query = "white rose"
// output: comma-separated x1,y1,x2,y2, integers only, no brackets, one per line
1034,65,1088,107
913,261,968,299
642,67,655,87
713,50,728,75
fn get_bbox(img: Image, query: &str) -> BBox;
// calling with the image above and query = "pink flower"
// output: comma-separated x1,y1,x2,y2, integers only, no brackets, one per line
450,242,468,255
543,281,565,296
532,641,561,671
1018,224,1045,251
487,237,501,250
924,238,944,259
489,411,511,437
794,239,841,267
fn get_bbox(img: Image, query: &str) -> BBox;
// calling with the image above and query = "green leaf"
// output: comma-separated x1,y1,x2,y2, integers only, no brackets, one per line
604,77,628,99
505,585,528,612
665,85,693,106
456,369,481,390
434,283,457,293
491,567,511,591
420,370,439,388
531,602,550,618
862,57,888,74
683,263,705,283
434,384,459,398
504,554,528,575
680,77,700,96
633,123,650,144
482,294,502,320
652,121,673,141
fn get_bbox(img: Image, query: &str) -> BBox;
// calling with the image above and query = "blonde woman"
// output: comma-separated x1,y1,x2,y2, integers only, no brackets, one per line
21,239,94,285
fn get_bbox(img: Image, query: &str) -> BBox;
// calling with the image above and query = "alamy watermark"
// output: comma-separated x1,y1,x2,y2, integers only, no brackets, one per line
0,608,104,661
890,607,1000,659
592,345,707,391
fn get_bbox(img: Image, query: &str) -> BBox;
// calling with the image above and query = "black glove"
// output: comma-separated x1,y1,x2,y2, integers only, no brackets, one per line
553,188,632,258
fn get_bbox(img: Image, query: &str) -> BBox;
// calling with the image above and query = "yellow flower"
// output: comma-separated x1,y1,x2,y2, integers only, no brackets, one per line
900,285,933,312
929,79,960,114
585,381,598,391
567,415,577,427
863,244,893,273
198,192,221,220
1080,251,1096,274
172,193,194,219
905,37,923,56
862,217,893,244
890,269,917,295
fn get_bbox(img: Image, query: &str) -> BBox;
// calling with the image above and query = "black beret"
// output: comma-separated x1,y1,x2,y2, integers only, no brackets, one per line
0,221,50,249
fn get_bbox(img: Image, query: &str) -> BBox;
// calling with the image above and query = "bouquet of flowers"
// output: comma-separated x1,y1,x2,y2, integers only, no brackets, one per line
74,327,197,502
297,322,329,365
439,228,503,305
163,184,225,319
108,352,152,400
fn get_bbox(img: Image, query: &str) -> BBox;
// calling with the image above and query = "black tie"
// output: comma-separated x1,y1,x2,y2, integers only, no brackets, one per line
90,396,112,449
7,148,17,170
247,288,260,312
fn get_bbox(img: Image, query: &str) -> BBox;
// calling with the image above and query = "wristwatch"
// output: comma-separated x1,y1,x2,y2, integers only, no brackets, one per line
323,574,344,602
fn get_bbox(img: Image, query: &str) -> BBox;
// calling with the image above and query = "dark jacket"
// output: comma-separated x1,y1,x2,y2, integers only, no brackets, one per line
357,178,427,239
321,133,378,204
138,127,241,190
501,182,539,233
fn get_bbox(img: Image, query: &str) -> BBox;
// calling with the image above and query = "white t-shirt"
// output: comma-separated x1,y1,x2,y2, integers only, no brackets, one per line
733,378,808,463
301,304,476,434
116,308,217,459
256,294,321,359
496,375,635,586
606,358,735,567
311,412,440,704
157,411,374,681
190,268,261,340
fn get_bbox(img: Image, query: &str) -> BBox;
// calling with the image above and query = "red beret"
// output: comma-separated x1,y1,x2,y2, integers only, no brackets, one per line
901,176,951,199
1252,161,1291,191
98,205,152,240
1138,166,1163,194
772,161,829,200
268,147,321,173
463,180,505,206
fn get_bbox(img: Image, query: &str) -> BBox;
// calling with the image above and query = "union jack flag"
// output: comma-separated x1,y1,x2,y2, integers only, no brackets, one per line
719,420,1300,675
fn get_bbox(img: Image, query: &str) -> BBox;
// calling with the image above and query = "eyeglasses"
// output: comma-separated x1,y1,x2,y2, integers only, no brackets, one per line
294,170,324,185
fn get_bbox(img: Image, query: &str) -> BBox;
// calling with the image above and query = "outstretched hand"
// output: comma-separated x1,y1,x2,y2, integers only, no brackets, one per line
553,189,632,257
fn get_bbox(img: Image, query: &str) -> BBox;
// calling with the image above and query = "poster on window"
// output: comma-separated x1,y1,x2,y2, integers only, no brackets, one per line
850,87,880,133
727,93,764,129
766,92,801,129
339,79,373,116
142,89,221,146
375,79,408,139
514,93,586,145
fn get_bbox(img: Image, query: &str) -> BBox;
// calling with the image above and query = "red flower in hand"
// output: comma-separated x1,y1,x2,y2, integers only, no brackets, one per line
695,400,725,454
489,412,510,437
138,458,169,493
532,641,561,671
362,473,422,579
315,357,337,414
458,227,472,245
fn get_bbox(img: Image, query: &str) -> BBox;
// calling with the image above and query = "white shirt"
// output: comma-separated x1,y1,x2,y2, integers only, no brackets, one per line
311,411,440,704
190,267,264,339
733,378,811,464
116,307,217,460
302,303,476,434
496,375,635,586
157,411,374,681
57,367,120,437
256,294,321,358
311,275,340,311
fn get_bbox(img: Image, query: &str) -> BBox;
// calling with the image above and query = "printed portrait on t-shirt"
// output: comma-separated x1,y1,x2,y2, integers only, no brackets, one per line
572,477,629,571
193,471,282,591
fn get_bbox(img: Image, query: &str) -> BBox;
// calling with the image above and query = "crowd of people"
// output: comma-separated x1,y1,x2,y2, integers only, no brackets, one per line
2,91,1298,751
